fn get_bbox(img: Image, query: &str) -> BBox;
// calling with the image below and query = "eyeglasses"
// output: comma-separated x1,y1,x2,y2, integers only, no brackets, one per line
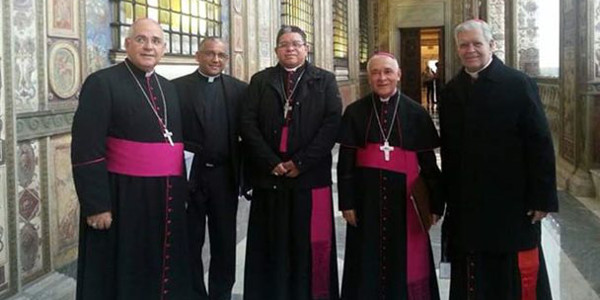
132,35,164,46
277,41,305,49
200,51,229,60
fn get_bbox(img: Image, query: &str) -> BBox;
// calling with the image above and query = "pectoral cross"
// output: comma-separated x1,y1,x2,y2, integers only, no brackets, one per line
379,140,394,161
163,128,174,146
283,101,292,117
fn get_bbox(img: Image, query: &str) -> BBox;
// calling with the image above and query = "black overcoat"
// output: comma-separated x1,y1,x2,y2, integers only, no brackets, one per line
439,56,559,254
240,62,342,189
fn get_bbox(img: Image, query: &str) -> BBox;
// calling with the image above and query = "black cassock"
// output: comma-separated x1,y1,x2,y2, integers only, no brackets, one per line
71,60,194,300
337,92,442,300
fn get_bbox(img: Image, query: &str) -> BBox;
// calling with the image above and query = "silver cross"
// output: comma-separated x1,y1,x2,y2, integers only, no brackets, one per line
163,128,174,146
379,140,394,161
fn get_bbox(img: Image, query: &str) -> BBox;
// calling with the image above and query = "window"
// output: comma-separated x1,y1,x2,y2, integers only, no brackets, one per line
281,0,314,55
333,0,348,69
516,0,559,77
113,0,222,55
359,0,369,69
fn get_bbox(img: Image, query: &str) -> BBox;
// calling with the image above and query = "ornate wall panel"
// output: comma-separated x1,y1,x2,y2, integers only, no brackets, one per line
257,0,273,71
49,135,78,268
85,0,112,76
487,0,505,62
17,140,45,283
12,0,39,113
48,41,81,101
516,0,540,76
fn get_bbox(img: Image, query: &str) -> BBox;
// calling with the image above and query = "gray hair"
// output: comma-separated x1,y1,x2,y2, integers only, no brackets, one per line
454,19,493,44
366,52,399,72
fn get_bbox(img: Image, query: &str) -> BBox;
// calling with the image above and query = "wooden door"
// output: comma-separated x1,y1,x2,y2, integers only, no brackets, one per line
399,28,421,103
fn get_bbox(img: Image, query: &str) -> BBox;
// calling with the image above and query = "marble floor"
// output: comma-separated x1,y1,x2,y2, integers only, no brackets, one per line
224,189,600,300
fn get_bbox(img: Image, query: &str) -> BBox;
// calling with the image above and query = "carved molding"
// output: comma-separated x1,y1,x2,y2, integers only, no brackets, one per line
16,111,75,141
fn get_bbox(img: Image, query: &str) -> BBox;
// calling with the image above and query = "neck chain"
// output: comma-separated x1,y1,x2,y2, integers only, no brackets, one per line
371,93,401,161
281,69,306,118
124,60,174,146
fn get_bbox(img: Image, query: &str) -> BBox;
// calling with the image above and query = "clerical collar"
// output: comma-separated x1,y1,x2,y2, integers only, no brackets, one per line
124,58,155,78
465,56,493,79
281,62,306,73
377,89,398,102
197,69,221,83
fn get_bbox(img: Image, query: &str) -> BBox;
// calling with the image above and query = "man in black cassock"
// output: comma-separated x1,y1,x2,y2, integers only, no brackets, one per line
71,18,194,300
337,53,442,300
172,37,247,300
439,19,558,299
240,25,341,300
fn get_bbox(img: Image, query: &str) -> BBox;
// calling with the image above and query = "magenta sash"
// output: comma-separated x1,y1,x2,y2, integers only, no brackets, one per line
356,143,431,299
310,186,333,299
106,137,183,177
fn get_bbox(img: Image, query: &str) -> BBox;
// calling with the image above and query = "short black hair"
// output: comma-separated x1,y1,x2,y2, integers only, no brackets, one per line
276,25,307,44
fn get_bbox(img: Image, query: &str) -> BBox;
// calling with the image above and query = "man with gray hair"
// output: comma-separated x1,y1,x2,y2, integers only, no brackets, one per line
72,18,194,299
439,19,557,299
173,37,247,300
337,52,442,299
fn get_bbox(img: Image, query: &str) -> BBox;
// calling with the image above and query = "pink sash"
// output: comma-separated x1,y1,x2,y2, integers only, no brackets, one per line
106,137,183,177
356,143,431,299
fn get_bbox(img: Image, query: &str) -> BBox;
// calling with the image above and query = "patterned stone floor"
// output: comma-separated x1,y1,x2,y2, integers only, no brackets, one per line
10,140,600,300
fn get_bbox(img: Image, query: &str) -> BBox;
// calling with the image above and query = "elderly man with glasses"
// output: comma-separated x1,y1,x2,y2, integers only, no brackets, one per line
71,18,194,299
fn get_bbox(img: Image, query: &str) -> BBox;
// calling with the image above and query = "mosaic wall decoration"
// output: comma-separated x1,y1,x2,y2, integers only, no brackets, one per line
17,140,44,281
47,0,79,39
12,0,39,113
488,0,505,62
50,135,79,267
85,0,111,75
48,41,81,100
517,0,540,76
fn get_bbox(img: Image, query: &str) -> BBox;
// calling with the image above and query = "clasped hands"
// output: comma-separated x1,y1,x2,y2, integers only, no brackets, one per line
271,161,299,178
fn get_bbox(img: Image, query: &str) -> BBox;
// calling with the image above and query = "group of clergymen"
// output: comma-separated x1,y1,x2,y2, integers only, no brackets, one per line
71,17,558,300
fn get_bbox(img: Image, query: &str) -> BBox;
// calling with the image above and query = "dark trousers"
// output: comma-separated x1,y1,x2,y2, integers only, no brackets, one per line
187,165,238,300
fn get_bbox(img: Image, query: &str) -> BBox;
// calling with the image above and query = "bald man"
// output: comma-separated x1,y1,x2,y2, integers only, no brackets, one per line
72,18,194,299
